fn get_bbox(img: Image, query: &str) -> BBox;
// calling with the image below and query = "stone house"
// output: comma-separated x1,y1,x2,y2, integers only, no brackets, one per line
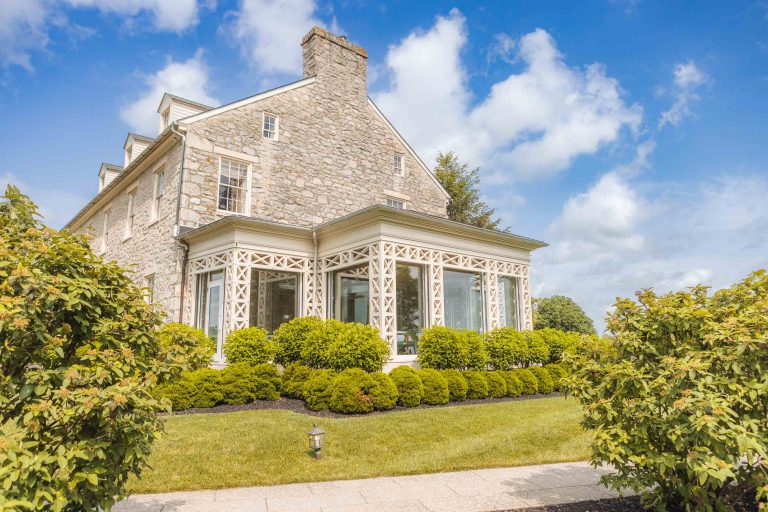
65,28,546,369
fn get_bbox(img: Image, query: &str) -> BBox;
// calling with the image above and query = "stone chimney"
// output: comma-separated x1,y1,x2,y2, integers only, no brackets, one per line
301,27,367,102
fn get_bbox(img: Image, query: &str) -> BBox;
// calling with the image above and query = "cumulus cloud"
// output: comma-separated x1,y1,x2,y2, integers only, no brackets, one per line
1,171,88,229
65,0,200,32
120,50,219,134
373,10,642,181
0,0,51,71
659,61,709,128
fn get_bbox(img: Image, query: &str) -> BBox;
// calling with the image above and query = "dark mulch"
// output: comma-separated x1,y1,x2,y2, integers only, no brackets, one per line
510,496,643,511
160,392,563,418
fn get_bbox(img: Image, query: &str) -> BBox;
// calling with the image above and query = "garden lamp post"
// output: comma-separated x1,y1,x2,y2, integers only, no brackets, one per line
308,424,325,459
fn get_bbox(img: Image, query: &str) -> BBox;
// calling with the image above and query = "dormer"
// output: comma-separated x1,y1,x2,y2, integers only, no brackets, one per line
157,93,212,133
123,133,153,168
98,162,123,192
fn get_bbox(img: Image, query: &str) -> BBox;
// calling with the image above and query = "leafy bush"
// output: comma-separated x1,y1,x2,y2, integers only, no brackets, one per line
484,327,528,370
223,327,276,365
501,371,523,398
389,366,424,407
252,363,281,401
187,368,224,408
533,295,596,335
219,363,258,405
440,369,468,401
369,372,399,410
463,371,489,399
152,380,195,411
156,323,215,371
564,272,768,511
281,363,313,399
418,326,487,370
272,316,324,366
303,369,337,411
418,369,450,405
302,319,389,372
528,366,554,394
536,328,582,363
513,368,539,394
544,363,566,391
483,372,508,398
523,331,550,365
329,369,377,414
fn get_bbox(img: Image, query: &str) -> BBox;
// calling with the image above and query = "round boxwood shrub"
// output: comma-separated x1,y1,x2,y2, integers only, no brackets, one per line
152,379,196,411
513,368,539,395
369,372,399,411
418,369,450,405
220,362,258,405
156,322,216,372
418,326,487,370
252,363,281,400
529,366,554,394
303,369,337,411
463,371,489,399
523,330,550,365
501,371,523,398
440,369,468,401
329,369,377,414
302,319,389,372
272,316,324,366
223,327,277,365
537,328,584,363
281,363,313,399
484,327,529,370
187,368,224,408
544,363,567,391
389,366,424,407
483,372,508,398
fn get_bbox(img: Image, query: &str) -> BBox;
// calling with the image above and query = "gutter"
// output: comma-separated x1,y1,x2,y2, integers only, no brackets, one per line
312,227,318,316
170,123,189,323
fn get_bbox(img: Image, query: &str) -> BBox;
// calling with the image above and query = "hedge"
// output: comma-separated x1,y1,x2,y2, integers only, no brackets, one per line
523,330,550,365
544,363,567,391
440,369,468,401
513,368,539,395
281,363,313,399
272,316,325,366
223,327,276,365
418,369,450,405
484,372,508,398
501,371,523,398
484,327,528,370
303,369,337,411
329,369,377,414
369,372,399,411
389,366,424,407
302,319,389,372
463,371,489,399
417,326,487,370
529,366,554,395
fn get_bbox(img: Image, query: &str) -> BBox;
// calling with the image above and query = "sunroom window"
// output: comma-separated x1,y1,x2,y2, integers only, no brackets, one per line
396,263,424,355
195,270,225,361
331,264,369,324
443,269,485,332
498,275,520,329
249,270,299,333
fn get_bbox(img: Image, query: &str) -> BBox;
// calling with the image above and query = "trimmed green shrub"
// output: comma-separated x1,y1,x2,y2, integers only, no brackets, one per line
302,319,389,372
272,316,325,366
252,363,281,400
303,369,337,411
537,328,582,363
389,366,424,407
463,371,488,399
544,363,567,391
513,368,539,395
152,380,195,411
529,366,554,394
440,369,468,401
501,371,523,398
329,369,377,414
369,372,399,411
220,362,257,405
484,327,529,370
281,363,313,399
156,323,215,372
484,372,508,398
418,369,450,405
523,330,550,365
418,326,487,370
187,368,224,408
223,327,277,365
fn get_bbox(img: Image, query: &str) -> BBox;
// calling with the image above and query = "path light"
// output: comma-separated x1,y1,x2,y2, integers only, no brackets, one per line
308,424,325,459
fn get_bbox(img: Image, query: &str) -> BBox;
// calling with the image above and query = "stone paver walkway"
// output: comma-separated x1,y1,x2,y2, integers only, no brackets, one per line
115,461,625,512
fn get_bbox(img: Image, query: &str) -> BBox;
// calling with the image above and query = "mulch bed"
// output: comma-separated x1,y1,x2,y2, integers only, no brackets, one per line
160,392,563,418
511,496,644,511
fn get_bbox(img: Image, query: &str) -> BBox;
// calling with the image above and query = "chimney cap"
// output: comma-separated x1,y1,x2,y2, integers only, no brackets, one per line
301,27,367,59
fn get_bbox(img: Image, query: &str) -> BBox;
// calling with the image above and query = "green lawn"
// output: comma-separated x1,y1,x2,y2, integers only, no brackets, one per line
130,396,590,494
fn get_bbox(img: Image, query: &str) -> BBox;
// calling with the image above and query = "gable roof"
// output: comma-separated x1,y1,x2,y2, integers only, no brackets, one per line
157,92,214,114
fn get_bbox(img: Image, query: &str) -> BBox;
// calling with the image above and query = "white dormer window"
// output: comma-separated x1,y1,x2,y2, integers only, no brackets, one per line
217,157,249,214
151,167,164,222
263,113,278,140
386,198,405,210
161,109,170,130
394,153,404,176
124,145,133,168
125,188,137,237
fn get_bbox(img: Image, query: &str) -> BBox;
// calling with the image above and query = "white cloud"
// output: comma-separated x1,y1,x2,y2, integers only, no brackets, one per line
0,0,50,71
120,50,219,134
1,171,88,229
373,10,642,181
659,61,709,128
65,0,200,32
486,33,516,65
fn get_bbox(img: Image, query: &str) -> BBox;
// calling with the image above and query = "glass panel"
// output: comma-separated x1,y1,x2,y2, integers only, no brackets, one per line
498,275,520,329
443,269,485,332
249,270,299,333
206,284,221,341
332,264,369,324
396,263,423,355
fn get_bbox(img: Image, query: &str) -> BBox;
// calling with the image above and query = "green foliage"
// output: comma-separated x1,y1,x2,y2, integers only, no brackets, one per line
536,328,583,364
156,323,215,372
281,363,313,399
501,371,523,398
219,363,257,405
272,316,324,366
484,327,529,370
329,369,377,414
223,327,276,365
544,363,566,391
440,369,468,401
252,363,281,401
152,380,195,411
0,186,201,511
564,271,768,511
418,326,487,370
528,366,554,394
434,151,501,229
368,372,399,411
533,296,596,335
389,366,424,407
303,369,337,411
463,371,489,399
513,369,539,395
186,368,224,408
302,319,389,372
483,372,508,398
523,330,550,366
418,369,450,405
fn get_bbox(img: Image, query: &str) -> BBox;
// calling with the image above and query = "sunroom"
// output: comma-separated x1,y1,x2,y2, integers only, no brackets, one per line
179,206,546,369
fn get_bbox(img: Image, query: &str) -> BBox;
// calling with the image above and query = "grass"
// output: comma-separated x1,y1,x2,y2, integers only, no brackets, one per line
129,396,590,494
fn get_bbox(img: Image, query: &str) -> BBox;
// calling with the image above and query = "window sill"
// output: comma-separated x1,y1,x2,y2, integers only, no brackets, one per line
216,208,248,217
122,234,132,242
147,218,160,228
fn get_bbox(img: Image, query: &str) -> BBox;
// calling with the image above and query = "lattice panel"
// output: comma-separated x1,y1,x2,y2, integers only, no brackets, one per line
185,250,233,325
429,250,444,326
320,246,370,271
522,276,533,330
486,269,500,330
229,249,251,331
368,242,382,331
380,242,397,345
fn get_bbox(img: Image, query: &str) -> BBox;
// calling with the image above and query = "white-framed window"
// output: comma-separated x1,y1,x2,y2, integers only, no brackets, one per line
217,157,249,214
262,113,278,140
394,153,404,176
151,167,165,221
100,208,111,254
145,274,155,304
161,109,170,130
386,198,405,210
125,188,137,237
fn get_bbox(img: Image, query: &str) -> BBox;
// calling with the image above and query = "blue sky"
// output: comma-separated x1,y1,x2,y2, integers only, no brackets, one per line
1,0,767,330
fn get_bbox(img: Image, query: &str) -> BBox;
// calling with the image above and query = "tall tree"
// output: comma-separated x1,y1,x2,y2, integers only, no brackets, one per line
434,152,502,230
533,295,596,335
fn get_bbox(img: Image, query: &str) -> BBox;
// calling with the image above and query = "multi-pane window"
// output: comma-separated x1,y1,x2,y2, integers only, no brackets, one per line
249,270,300,333
262,113,277,140
331,264,369,325
145,274,155,304
394,153,404,175
444,269,485,332
386,198,405,210
126,189,136,236
152,168,165,221
498,275,520,329
217,158,249,213
101,209,111,253
396,263,424,355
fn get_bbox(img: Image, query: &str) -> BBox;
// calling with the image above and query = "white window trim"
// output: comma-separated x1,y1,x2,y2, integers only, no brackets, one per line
100,205,112,255
394,152,405,176
385,197,406,210
216,156,252,216
150,166,165,224
145,273,156,304
262,112,279,141
124,185,138,240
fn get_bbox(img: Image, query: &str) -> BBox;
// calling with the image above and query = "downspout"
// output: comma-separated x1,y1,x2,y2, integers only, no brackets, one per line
170,124,188,323
312,227,318,317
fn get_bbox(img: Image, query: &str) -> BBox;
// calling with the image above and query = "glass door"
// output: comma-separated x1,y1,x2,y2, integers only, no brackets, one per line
196,270,225,362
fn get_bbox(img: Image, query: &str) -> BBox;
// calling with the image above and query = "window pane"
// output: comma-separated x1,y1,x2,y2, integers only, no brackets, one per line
249,270,299,333
396,263,423,355
498,275,519,329
444,269,485,332
218,158,248,213
332,264,369,324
